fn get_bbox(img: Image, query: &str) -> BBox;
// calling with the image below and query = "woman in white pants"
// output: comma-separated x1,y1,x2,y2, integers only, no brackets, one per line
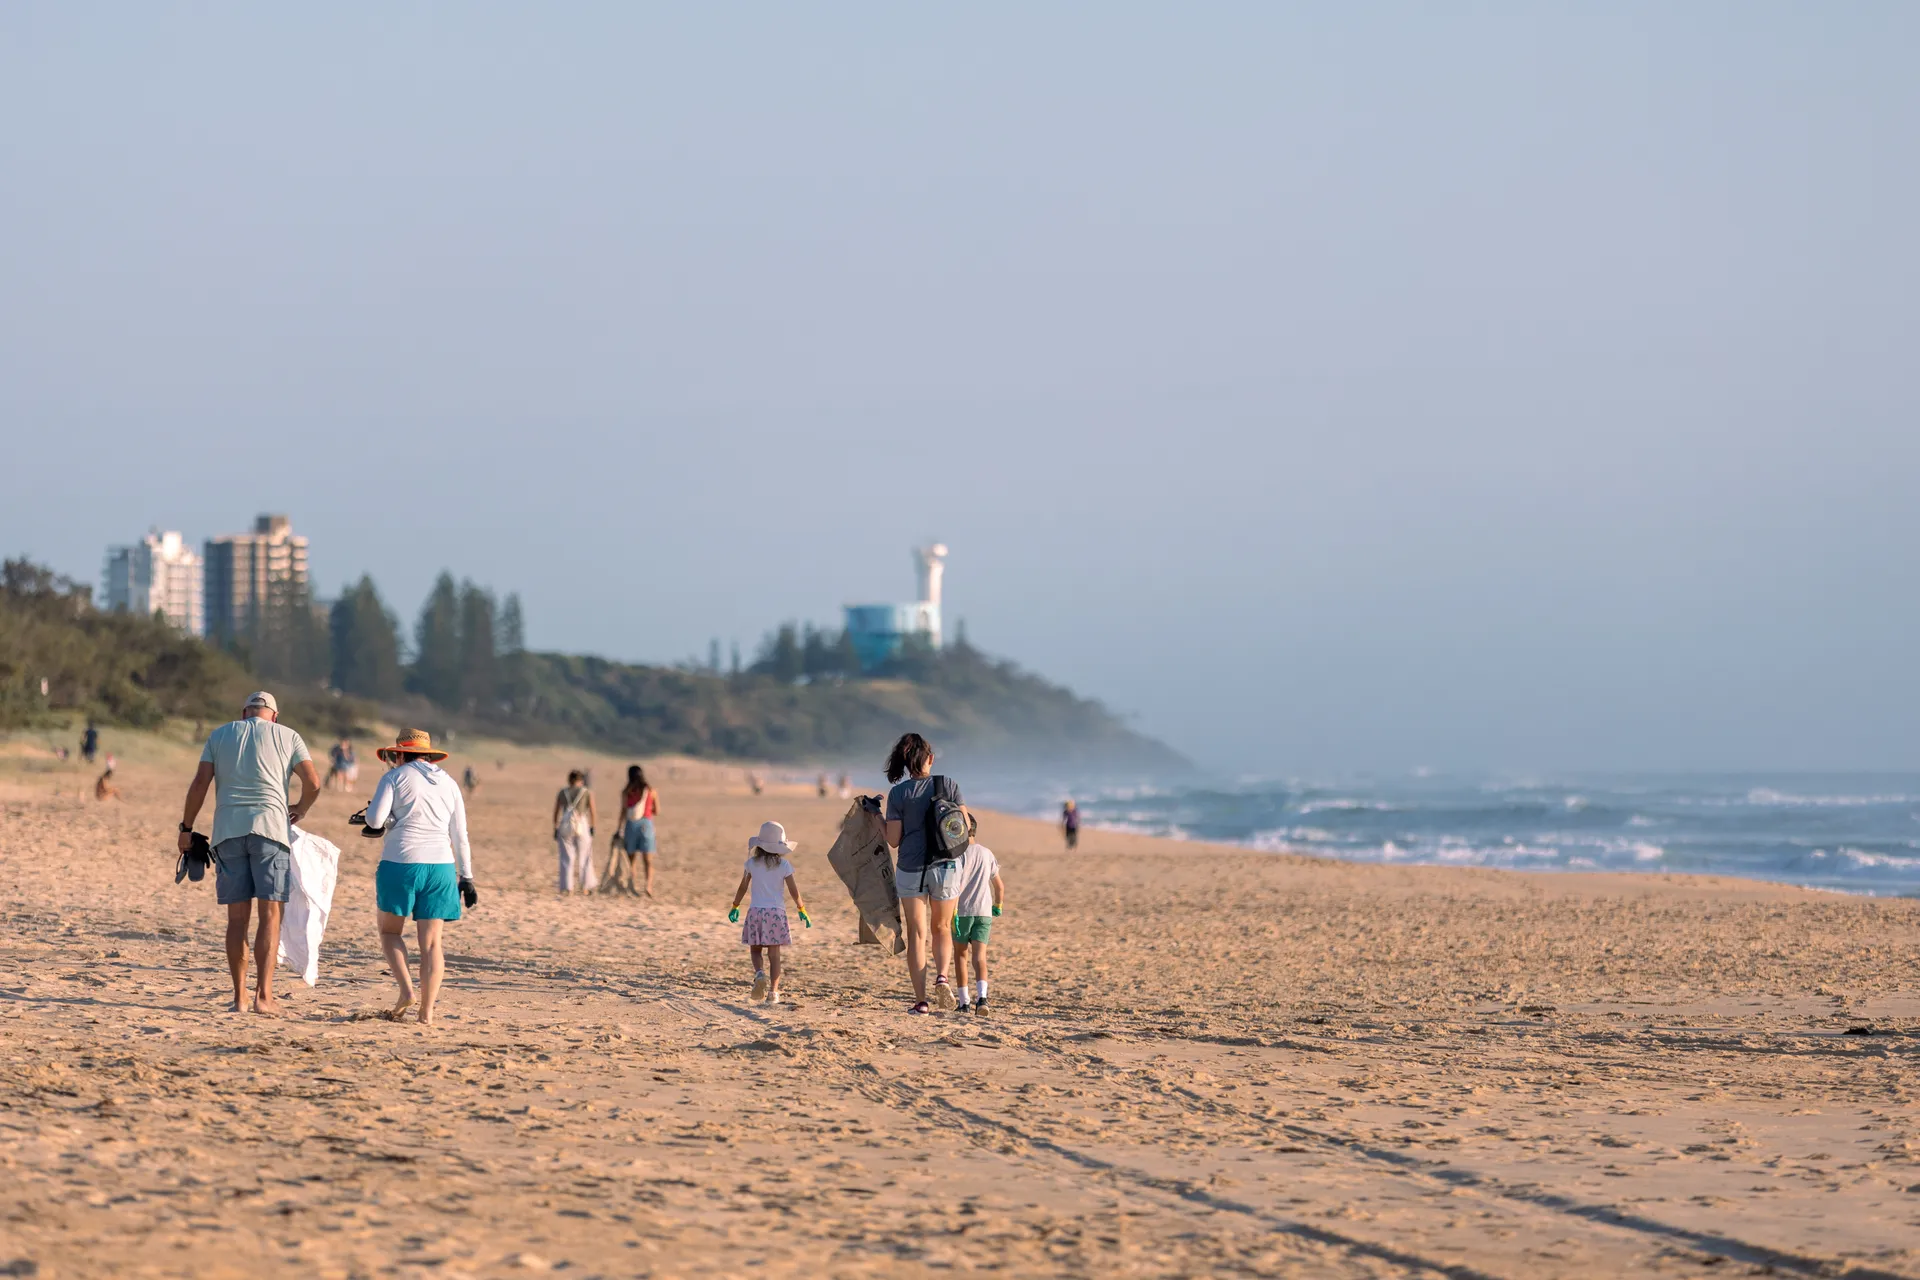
553,769,598,893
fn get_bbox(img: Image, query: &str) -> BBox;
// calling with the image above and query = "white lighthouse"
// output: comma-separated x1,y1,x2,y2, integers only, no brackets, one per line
913,543,948,648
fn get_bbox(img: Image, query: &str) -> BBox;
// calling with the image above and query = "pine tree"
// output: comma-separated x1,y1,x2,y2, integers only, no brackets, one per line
833,628,861,677
457,581,497,711
499,594,525,653
411,573,462,707
801,624,829,679
329,576,402,699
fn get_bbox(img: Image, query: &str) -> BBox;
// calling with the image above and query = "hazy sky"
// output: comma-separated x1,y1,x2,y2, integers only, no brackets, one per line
3,5,1916,773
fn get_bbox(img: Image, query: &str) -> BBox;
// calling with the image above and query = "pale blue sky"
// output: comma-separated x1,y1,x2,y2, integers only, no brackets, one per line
3,5,1915,772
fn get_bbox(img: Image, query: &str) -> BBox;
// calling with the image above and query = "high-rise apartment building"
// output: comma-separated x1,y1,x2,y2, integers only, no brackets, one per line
102,530,205,635
204,514,311,648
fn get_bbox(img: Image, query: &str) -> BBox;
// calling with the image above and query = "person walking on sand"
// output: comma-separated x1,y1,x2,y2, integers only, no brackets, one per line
81,721,99,765
176,691,322,1015
949,814,1005,1015
1062,799,1080,851
613,764,660,897
728,822,811,1004
553,770,598,893
884,732,969,1015
363,730,476,1025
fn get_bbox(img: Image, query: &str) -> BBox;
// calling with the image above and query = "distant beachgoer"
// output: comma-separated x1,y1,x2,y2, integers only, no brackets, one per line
462,764,479,795
884,732,968,1014
817,773,829,798
1062,799,1080,851
728,822,811,1004
614,764,660,897
553,770,598,893
81,722,98,764
176,691,322,1015
747,771,764,795
363,729,475,1026
838,774,851,799
94,768,121,802
949,814,1004,1014
325,738,350,791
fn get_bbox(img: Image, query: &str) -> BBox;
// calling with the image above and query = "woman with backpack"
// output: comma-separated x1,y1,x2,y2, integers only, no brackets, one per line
883,732,969,1014
553,770,598,893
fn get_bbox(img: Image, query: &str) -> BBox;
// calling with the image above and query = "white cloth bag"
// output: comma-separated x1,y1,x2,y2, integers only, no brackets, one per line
278,824,341,986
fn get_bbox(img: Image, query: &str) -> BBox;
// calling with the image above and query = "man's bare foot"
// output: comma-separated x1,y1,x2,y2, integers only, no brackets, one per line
416,1007,436,1026
253,994,282,1016
382,995,416,1022
225,999,244,1013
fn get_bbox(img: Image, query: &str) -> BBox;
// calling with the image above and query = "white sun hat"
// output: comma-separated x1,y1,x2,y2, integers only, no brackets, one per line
747,821,798,857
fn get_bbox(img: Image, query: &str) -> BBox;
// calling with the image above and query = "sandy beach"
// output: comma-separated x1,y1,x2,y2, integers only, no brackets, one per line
2,724,1918,1278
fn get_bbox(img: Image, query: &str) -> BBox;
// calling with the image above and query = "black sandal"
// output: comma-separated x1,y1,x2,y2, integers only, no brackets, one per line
909,1001,931,1015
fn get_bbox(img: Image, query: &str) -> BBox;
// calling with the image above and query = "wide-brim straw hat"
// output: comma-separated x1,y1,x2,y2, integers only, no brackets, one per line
377,729,449,765
747,821,798,857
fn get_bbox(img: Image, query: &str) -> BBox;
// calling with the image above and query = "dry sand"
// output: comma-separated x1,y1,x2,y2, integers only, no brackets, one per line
2,723,1919,1278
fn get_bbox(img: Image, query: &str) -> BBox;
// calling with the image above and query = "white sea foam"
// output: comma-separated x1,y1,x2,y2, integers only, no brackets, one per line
1295,798,1395,815
1745,788,1914,807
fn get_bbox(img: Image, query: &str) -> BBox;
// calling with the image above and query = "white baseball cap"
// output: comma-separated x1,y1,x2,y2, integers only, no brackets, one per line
244,690,279,713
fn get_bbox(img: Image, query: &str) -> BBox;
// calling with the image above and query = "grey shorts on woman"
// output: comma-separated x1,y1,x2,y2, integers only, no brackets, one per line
897,859,961,901
214,834,292,904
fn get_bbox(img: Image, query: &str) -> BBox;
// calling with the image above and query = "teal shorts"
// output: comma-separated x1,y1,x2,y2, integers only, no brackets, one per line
376,861,462,921
952,915,992,944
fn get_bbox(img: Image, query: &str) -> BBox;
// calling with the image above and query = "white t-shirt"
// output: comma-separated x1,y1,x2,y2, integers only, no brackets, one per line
744,855,794,910
953,842,1000,917
365,761,473,879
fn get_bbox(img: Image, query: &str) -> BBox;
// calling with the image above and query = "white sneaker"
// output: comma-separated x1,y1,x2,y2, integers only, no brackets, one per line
751,972,769,1001
767,990,783,1005
932,979,957,1011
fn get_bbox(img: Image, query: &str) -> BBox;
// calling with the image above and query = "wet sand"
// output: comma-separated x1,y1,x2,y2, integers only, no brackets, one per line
2,724,1918,1278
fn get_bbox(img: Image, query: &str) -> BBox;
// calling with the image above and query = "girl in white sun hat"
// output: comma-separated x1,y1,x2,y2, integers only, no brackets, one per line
728,821,812,1003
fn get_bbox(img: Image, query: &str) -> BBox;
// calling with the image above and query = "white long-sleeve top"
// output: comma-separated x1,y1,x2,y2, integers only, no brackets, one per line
364,761,473,879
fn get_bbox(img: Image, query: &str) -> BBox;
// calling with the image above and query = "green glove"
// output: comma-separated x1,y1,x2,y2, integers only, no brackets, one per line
798,910,811,928
728,907,740,923
992,904,1003,917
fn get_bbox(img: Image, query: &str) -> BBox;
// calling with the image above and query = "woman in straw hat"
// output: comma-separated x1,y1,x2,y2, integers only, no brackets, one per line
362,729,476,1025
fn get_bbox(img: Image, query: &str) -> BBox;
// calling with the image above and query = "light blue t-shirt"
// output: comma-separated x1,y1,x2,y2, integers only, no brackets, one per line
200,717,311,849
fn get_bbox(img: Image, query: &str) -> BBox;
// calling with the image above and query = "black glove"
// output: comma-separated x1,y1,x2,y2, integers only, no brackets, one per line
459,878,479,908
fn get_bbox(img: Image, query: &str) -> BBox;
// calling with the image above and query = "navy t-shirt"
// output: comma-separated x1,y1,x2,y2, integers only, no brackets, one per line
886,775,963,874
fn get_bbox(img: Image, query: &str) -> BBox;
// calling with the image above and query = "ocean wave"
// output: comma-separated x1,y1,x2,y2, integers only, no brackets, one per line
1744,789,1915,807
1799,847,1920,875
1294,798,1396,814
991,771,1920,897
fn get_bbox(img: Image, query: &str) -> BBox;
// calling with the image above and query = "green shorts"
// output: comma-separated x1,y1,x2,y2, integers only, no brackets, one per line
951,915,992,944
376,861,462,921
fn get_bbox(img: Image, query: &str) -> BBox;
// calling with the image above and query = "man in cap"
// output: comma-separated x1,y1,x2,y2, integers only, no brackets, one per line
177,691,323,1014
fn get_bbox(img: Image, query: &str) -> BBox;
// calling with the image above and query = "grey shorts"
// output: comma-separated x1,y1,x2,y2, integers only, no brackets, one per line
214,834,292,905
897,859,961,901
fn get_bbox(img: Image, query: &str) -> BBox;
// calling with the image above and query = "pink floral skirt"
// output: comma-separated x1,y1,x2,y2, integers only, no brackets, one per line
742,907,791,946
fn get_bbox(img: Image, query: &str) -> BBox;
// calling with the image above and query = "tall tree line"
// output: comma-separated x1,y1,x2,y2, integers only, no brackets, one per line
329,572,525,712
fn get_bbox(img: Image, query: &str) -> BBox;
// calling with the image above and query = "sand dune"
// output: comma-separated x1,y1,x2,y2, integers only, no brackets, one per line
1,724,1917,1277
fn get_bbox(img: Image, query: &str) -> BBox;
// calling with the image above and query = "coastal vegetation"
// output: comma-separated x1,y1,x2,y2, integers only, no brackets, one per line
2,559,1184,770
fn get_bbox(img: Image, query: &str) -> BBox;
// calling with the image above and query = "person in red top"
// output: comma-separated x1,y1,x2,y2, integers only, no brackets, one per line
610,764,661,896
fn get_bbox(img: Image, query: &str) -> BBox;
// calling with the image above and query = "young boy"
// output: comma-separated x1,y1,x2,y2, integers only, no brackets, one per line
950,816,1004,1014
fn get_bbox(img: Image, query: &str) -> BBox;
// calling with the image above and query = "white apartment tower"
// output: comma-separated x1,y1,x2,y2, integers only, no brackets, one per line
103,530,205,635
